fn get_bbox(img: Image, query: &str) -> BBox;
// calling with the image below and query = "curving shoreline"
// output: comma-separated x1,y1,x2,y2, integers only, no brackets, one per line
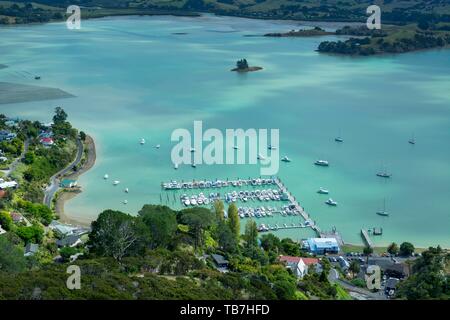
55,135,96,227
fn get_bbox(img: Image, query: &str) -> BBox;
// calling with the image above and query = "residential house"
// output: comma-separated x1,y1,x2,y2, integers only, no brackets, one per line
279,255,320,278
0,130,17,142
0,179,18,190
40,137,54,147
211,254,229,271
49,220,89,237
24,243,39,257
10,212,24,223
56,234,83,248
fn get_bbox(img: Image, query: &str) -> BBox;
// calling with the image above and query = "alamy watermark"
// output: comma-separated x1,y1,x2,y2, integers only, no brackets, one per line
367,5,381,30
66,5,81,30
66,265,81,290
365,265,381,290
171,121,280,175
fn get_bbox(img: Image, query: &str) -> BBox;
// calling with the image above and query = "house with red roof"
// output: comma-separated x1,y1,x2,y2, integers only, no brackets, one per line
40,137,54,147
279,255,321,278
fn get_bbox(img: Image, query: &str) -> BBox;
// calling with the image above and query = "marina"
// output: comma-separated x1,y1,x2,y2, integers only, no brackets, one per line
162,176,321,235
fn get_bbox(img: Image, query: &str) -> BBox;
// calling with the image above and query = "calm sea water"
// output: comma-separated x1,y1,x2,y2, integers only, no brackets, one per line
1,15,449,247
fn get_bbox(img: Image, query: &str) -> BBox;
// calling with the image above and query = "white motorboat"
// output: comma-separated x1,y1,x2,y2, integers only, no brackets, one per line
140,138,146,145
113,181,120,186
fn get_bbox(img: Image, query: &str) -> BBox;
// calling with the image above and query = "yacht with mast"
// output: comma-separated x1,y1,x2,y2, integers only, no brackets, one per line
376,198,389,216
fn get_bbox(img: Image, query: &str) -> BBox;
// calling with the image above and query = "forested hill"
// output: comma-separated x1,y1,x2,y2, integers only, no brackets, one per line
2,0,450,25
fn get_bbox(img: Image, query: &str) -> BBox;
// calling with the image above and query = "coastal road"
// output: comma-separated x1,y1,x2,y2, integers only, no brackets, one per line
43,138,83,208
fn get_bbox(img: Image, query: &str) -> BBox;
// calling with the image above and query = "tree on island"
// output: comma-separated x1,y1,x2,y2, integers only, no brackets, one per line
236,58,249,70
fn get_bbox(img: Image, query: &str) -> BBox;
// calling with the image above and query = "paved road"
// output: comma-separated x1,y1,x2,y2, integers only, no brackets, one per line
4,138,30,178
43,138,83,207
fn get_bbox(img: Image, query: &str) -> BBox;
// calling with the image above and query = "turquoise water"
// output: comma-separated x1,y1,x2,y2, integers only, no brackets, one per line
1,15,449,247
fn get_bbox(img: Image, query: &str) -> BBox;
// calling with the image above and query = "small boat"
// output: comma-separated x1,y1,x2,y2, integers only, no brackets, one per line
257,153,266,160
140,138,146,145
190,147,196,153
34,76,41,80
281,156,291,162
335,137,344,143
124,188,129,193
317,187,329,194
174,163,178,170
103,174,109,180
377,164,391,178
408,134,416,145
376,172,391,178
155,144,161,149
113,181,120,186
325,198,338,206
123,200,128,204
315,160,329,166
233,145,239,150
191,162,196,168
268,145,277,150
376,199,389,216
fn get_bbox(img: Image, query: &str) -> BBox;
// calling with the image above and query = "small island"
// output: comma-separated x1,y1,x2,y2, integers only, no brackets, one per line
265,26,334,37
231,59,263,72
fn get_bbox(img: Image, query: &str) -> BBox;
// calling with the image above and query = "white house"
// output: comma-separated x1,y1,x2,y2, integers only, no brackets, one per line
279,256,320,278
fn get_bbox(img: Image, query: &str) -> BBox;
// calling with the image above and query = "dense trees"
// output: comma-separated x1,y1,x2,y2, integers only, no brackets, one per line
399,242,415,257
0,236,26,273
16,224,44,244
179,207,215,249
387,242,399,255
89,210,143,261
213,200,224,221
396,247,449,299
0,211,13,231
138,205,178,249
243,220,258,248
227,203,240,241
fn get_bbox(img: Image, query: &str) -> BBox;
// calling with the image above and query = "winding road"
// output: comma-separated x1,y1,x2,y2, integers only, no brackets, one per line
43,138,83,207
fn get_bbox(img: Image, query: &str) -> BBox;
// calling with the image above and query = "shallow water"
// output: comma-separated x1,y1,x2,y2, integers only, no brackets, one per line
1,14,449,247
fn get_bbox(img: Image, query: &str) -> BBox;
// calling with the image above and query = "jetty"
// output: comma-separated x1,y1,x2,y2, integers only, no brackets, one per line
274,177,321,234
361,228,373,248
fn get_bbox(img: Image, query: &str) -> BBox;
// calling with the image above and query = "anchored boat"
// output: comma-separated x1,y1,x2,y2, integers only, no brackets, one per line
281,156,291,162
376,199,389,216
325,198,338,206
317,187,329,194
315,160,329,166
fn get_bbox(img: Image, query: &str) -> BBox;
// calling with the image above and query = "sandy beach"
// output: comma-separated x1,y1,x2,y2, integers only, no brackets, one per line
56,135,96,227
